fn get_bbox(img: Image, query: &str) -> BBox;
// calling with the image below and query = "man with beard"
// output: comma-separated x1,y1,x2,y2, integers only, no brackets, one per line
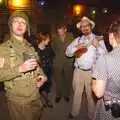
66,16,107,119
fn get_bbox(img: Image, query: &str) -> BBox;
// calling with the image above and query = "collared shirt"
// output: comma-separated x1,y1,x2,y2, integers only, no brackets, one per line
65,33,107,70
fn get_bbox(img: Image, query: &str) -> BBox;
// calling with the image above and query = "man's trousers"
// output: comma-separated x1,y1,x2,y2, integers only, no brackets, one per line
71,69,95,118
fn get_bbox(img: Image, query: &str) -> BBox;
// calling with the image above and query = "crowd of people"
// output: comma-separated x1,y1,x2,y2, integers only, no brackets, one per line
0,10,120,120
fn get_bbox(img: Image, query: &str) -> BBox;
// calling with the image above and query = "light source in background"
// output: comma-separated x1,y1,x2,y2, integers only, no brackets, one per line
7,0,32,12
92,10,96,14
73,4,84,16
89,7,97,15
12,0,22,7
102,8,108,14
40,0,45,6
0,0,6,8
0,0,2,4
38,0,47,7
89,7,97,20
8,0,31,9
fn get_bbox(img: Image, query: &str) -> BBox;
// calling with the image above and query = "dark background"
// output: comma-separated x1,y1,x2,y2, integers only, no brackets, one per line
40,0,120,9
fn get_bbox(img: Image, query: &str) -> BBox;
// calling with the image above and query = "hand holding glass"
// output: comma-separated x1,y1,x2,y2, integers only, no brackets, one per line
19,52,38,73
75,43,88,58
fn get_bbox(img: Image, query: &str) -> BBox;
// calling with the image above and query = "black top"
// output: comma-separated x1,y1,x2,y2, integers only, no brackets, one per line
36,45,55,69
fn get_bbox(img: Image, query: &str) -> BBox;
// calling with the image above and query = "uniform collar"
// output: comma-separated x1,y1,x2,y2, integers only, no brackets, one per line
10,36,24,43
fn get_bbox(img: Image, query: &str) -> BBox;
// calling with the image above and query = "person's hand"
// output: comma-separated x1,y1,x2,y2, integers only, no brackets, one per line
92,39,100,48
109,33,117,48
75,43,86,50
36,76,47,88
19,59,38,73
0,57,5,68
74,43,88,58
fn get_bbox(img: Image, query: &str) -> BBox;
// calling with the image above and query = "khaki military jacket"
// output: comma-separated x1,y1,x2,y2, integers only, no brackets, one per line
0,36,45,101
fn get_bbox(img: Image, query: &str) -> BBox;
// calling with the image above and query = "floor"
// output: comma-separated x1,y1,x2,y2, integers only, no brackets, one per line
0,83,89,120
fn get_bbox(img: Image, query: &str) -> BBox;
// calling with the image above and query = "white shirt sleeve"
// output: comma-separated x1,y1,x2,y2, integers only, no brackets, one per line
96,40,107,59
65,37,80,57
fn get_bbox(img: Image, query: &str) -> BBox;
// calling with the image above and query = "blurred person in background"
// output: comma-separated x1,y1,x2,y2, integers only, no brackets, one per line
36,32,55,108
52,23,74,103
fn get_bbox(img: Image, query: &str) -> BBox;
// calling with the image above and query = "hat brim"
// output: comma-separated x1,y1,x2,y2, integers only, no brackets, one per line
76,18,95,29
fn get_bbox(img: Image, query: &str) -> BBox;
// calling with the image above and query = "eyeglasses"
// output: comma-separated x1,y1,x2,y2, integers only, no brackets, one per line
13,20,26,26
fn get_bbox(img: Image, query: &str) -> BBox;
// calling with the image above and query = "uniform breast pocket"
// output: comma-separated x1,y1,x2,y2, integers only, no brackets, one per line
9,56,17,68
9,53,23,68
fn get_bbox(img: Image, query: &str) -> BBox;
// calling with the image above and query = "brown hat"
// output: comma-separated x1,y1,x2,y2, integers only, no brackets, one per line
8,11,30,36
76,16,95,29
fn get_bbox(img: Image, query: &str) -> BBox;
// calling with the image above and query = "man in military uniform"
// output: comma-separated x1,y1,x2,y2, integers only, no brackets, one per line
0,11,47,120
52,23,74,103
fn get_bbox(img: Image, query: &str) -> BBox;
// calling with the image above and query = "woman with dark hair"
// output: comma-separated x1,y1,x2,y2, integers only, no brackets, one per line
92,19,120,120
36,32,55,108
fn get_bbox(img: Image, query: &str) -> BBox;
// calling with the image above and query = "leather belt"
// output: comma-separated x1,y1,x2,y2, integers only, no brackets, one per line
76,66,91,71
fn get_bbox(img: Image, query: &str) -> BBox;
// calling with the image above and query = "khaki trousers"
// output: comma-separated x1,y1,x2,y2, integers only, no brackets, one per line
7,98,42,120
72,68,95,118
